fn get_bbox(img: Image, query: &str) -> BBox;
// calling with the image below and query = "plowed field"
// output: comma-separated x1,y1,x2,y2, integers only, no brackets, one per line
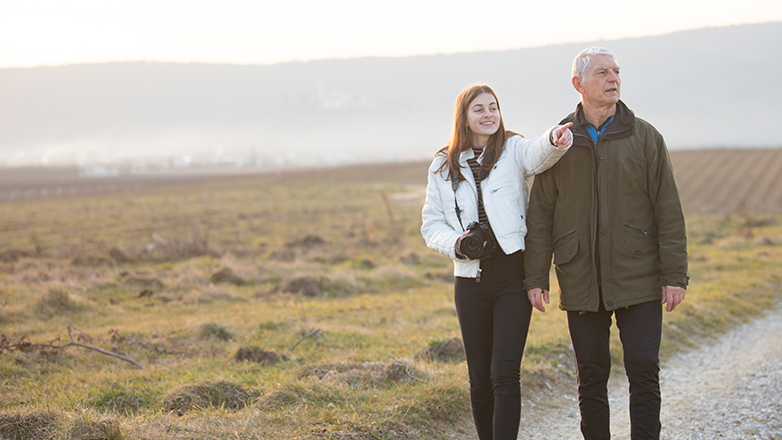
671,148,782,215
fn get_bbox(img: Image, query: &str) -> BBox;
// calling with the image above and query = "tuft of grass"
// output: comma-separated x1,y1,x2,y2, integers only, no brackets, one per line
88,383,155,415
259,379,349,410
0,410,59,440
162,380,258,415
69,416,122,440
416,338,465,363
296,360,422,390
395,381,470,424
198,322,233,341
257,321,287,331
230,346,289,365
32,289,86,320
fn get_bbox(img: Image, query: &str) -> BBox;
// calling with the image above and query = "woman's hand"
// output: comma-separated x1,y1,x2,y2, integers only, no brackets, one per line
552,122,573,149
454,228,486,260
454,229,470,259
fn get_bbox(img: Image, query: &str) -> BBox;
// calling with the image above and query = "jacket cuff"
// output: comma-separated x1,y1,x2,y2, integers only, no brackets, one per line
523,276,550,292
661,275,689,289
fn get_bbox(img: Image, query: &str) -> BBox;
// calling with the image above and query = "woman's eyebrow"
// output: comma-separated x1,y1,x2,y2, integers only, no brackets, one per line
471,101,497,109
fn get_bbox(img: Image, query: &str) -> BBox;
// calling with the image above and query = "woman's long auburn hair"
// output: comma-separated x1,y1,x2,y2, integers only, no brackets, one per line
436,84,519,182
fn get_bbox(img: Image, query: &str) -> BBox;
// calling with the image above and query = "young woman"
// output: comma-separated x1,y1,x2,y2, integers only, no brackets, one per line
421,84,572,440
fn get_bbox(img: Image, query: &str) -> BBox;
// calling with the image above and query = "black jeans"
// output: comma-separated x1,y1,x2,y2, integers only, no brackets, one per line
567,299,663,440
454,250,531,440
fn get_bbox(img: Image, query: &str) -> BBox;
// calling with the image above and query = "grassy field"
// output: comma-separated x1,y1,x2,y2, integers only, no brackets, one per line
1,153,781,439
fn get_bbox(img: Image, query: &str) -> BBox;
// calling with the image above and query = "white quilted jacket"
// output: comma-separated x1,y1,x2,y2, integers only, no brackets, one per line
421,127,571,278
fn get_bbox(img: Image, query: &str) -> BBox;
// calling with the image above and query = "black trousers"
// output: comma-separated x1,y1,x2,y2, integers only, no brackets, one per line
454,250,531,440
567,299,663,440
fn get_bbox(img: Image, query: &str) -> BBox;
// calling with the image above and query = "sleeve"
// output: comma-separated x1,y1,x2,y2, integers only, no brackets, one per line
647,132,689,288
516,126,572,178
523,167,558,291
421,161,461,261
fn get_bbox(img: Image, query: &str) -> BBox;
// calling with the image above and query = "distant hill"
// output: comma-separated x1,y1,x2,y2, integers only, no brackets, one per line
0,22,780,167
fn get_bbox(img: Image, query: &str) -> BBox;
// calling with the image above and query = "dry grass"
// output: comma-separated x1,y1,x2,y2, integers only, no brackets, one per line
32,289,87,320
69,416,122,440
230,346,288,364
0,411,59,440
163,381,258,415
1,159,781,439
0,410,121,440
295,360,422,389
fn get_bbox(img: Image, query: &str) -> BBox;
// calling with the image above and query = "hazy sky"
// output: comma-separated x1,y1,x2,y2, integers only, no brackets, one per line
1,0,780,68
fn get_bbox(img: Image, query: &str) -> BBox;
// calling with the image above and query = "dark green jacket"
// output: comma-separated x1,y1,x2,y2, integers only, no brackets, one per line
524,101,688,312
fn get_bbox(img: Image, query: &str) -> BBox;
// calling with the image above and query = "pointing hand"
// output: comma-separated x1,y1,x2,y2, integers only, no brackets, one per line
552,122,573,149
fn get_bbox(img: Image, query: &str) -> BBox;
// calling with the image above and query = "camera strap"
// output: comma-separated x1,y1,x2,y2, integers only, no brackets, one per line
452,147,495,232
451,178,466,231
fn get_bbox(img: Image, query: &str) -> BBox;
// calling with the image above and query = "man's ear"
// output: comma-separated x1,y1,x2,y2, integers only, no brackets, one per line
572,76,582,94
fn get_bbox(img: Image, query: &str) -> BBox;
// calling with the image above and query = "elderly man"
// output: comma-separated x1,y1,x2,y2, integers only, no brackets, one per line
524,46,689,440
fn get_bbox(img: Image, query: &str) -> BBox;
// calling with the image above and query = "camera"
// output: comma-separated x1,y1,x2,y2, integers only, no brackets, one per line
460,222,497,260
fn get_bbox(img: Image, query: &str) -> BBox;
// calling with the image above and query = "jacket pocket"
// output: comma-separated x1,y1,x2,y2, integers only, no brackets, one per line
623,223,657,242
553,229,578,266
490,184,511,194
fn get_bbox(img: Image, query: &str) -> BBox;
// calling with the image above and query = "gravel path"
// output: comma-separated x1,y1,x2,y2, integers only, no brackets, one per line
516,310,782,439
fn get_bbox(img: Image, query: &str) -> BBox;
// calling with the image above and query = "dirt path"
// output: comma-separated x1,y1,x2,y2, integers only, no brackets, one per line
515,310,782,439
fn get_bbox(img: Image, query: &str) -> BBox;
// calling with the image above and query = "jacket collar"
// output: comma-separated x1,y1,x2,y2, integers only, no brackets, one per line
458,147,478,163
561,100,636,147
458,147,495,182
458,145,490,163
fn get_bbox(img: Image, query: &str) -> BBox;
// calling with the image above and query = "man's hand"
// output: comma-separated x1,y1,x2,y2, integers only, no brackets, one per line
662,285,686,312
552,122,574,149
527,288,550,312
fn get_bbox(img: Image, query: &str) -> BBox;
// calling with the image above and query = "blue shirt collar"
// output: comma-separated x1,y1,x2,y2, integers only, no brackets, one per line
585,115,615,143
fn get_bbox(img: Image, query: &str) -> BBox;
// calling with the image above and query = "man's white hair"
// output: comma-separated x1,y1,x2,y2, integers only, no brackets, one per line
572,46,618,81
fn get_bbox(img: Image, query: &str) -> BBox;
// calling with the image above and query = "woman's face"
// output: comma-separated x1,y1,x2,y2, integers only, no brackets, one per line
465,92,500,147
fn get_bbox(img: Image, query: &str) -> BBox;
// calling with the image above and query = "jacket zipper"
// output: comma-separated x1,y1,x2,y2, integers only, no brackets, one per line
592,135,602,291
625,223,656,239
587,124,632,302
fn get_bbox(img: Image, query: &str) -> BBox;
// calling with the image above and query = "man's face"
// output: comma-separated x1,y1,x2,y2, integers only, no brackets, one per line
574,54,621,109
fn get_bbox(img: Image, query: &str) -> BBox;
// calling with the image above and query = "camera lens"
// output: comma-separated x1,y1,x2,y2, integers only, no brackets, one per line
460,235,484,259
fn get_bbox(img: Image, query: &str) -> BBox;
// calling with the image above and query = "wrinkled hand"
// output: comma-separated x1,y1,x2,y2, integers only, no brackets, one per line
662,285,686,312
552,122,573,149
527,288,550,312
